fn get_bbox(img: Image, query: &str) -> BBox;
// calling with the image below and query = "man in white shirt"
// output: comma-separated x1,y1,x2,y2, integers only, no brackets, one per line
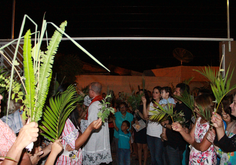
83,82,112,165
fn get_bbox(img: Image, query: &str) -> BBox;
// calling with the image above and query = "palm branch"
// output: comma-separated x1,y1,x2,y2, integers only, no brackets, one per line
194,66,236,111
149,102,186,124
182,77,194,85
149,102,174,123
39,85,83,142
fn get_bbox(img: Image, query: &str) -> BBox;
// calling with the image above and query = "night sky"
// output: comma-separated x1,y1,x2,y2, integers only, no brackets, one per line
1,1,235,72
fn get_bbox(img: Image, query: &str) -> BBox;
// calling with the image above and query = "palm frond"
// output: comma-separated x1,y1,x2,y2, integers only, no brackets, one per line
194,66,236,111
39,85,83,142
182,77,194,85
193,66,217,83
35,21,67,122
22,30,36,121
150,102,186,124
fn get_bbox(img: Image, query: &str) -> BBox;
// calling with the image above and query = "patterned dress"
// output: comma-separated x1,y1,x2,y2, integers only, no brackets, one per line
217,121,236,165
0,119,16,157
56,118,82,165
189,117,217,165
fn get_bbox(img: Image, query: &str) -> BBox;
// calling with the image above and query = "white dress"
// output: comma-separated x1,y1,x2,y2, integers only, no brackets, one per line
82,101,112,165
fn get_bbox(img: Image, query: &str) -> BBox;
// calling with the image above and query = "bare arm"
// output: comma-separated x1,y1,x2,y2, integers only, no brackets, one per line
45,140,63,165
211,112,225,141
172,119,213,152
141,96,149,120
113,119,119,132
2,122,39,165
74,118,102,150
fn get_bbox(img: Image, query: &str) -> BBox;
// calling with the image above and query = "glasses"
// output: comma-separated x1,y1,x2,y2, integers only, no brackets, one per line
120,106,126,109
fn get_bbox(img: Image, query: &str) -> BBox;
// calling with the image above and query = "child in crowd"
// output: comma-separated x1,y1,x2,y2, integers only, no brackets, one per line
113,120,132,165
159,86,176,141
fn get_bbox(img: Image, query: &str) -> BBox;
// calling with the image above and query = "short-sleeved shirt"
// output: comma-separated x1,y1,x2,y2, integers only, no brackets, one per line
118,130,131,149
1,109,23,134
114,111,133,138
159,97,175,105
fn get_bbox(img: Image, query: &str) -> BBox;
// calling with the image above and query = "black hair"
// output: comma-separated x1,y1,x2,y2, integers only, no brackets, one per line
69,107,80,128
152,86,162,103
122,120,130,128
119,102,128,108
161,86,172,97
197,87,212,96
176,83,190,94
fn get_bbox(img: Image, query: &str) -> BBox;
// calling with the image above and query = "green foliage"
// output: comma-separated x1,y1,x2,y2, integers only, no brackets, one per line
0,72,24,103
39,85,83,142
127,91,142,111
150,102,185,125
194,66,236,111
34,21,67,122
182,77,194,85
97,94,115,122
23,30,36,120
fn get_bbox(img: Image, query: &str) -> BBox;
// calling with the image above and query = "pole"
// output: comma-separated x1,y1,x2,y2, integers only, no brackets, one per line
11,0,16,39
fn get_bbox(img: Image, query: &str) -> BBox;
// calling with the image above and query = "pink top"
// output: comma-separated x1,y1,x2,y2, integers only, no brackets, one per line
0,120,16,157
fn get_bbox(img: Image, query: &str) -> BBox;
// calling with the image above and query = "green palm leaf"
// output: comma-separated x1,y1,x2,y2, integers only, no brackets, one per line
35,21,67,122
39,85,83,142
23,30,36,121
194,66,236,111
150,102,186,124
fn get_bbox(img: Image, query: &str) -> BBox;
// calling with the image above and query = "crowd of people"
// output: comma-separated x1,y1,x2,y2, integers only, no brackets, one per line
1,81,236,165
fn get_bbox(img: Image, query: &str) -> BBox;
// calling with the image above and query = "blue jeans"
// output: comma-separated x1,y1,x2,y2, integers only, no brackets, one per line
118,148,130,165
164,145,184,165
147,135,164,165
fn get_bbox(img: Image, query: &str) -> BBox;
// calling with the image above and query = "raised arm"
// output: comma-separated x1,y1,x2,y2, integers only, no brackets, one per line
45,139,63,165
141,96,149,120
74,118,102,150
172,120,213,152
